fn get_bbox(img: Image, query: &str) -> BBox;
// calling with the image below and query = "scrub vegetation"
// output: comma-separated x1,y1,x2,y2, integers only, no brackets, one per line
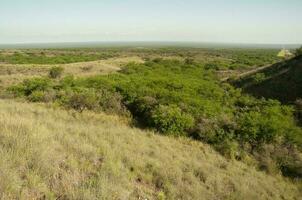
0,47,301,199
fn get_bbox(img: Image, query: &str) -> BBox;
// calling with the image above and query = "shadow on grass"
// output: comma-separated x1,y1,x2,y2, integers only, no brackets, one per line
232,56,302,104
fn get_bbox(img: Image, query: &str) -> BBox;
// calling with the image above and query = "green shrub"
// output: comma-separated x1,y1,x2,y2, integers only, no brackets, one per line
28,91,47,102
191,118,234,144
63,89,100,112
236,102,299,146
28,90,56,103
252,143,302,177
81,65,93,72
252,73,266,83
204,63,219,70
7,85,26,97
49,66,64,79
215,139,240,160
98,89,129,116
152,58,163,63
157,191,166,200
22,78,52,96
185,58,195,65
151,105,194,135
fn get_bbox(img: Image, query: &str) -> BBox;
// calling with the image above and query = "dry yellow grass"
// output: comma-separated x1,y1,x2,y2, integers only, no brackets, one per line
62,56,143,77
0,99,300,200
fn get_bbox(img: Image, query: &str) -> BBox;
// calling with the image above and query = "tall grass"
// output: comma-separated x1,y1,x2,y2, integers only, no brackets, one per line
0,100,300,199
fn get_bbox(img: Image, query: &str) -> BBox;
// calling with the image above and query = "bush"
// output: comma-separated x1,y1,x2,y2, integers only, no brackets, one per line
7,85,26,97
236,102,299,147
191,118,235,144
215,139,240,160
22,78,52,96
49,66,64,79
151,105,194,135
28,90,56,102
252,73,266,83
152,58,163,63
98,89,129,116
81,65,93,72
252,143,302,177
63,89,100,112
28,91,47,102
185,58,194,65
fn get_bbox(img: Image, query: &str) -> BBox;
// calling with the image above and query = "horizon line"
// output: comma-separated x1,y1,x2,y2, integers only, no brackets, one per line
0,40,301,45
0,41,301,50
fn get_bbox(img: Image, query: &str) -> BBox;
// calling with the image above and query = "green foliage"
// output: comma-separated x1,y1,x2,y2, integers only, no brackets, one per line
185,58,195,65
28,90,48,102
49,66,64,79
62,89,100,112
157,191,166,200
21,77,52,96
252,73,266,83
215,139,240,160
236,101,299,145
8,77,128,115
151,105,194,135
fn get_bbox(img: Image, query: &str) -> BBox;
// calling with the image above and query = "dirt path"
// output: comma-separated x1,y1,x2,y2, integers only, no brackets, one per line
221,64,274,82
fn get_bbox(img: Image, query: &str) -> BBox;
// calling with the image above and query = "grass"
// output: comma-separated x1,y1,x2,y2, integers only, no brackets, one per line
0,99,300,199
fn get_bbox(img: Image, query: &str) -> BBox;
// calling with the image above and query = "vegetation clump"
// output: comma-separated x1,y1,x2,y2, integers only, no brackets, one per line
49,66,64,79
151,105,194,135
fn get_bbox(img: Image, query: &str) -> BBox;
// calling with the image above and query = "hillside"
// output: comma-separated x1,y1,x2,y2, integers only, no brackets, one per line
0,99,300,200
233,56,302,104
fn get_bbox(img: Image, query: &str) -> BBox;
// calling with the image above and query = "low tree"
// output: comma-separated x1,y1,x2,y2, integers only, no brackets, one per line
151,105,194,135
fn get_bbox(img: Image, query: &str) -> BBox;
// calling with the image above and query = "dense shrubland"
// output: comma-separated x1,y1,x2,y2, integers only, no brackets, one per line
0,51,116,64
0,48,281,70
8,58,302,179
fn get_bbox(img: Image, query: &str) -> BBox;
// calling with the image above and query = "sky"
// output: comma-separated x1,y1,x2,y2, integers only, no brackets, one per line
0,0,301,44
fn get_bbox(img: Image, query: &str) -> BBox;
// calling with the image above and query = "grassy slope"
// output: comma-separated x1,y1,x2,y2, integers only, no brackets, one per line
0,100,300,200
234,56,302,103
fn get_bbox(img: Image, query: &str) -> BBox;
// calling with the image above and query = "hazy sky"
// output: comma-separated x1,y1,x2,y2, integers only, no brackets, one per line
0,0,301,44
